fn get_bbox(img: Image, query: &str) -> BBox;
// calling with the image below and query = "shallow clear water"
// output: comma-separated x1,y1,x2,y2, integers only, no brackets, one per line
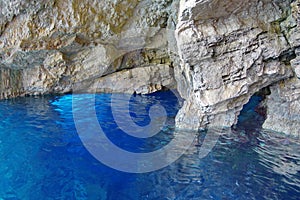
0,91,299,200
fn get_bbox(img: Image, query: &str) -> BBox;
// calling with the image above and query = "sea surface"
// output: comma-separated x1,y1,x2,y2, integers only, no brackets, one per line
0,91,299,199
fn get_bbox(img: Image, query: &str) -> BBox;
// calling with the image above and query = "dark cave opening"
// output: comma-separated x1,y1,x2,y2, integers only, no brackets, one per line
235,87,271,132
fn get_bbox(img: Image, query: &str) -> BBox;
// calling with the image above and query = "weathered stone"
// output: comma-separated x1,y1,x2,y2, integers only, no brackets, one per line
263,77,300,137
73,64,176,94
174,0,300,135
0,0,178,98
1,0,300,136
291,48,300,78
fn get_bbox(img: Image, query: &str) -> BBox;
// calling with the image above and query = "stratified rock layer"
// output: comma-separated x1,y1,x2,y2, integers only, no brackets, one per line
263,77,300,136
175,0,300,135
1,0,300,136
0,0,177,98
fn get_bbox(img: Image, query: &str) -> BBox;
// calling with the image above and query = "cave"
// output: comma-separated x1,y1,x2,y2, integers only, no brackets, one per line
235,87,271,132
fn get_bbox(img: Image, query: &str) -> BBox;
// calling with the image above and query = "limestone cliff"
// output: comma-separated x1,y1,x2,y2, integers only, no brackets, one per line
0,0,300,136
175,0,300,136
0,0,177,98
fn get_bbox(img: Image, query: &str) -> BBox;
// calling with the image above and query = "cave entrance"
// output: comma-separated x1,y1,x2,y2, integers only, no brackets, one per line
235,87,270,132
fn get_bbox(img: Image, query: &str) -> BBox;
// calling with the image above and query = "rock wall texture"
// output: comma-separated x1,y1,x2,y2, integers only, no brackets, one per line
263,77,300,136
0,0,300,136
0,0,177,98
175,0,300,136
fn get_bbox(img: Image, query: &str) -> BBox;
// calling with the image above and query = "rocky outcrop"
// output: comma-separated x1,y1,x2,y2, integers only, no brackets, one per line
174,0,300,135
73,64,176,94
263,77,300,136
1,0,300,136
262,4,300,136
0,0,177,98
263,46,300,137
0,45,176,98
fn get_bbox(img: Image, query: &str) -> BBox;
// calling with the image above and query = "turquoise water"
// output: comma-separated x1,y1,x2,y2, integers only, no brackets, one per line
0,91,299,199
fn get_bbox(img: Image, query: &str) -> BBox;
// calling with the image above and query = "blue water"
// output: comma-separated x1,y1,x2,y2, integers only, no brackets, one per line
0,91,299,199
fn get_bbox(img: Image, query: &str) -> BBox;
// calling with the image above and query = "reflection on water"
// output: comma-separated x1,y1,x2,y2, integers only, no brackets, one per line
0,92,299,199
255,131,300,186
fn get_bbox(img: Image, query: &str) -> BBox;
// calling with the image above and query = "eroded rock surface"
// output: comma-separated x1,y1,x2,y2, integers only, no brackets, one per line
175,0,300,134
1,0,300,135
0,0,177,98
74,64,176,94
263,77,300,136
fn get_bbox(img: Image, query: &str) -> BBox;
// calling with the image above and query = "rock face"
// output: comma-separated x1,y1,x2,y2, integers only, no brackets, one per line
175,0,300,135
0,0,177,98
263,77,300,136
74,64,176,94
1,0,300,136
263,31,300,136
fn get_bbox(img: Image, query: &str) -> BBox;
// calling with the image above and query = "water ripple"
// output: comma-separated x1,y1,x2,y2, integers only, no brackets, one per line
0,93,299,199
